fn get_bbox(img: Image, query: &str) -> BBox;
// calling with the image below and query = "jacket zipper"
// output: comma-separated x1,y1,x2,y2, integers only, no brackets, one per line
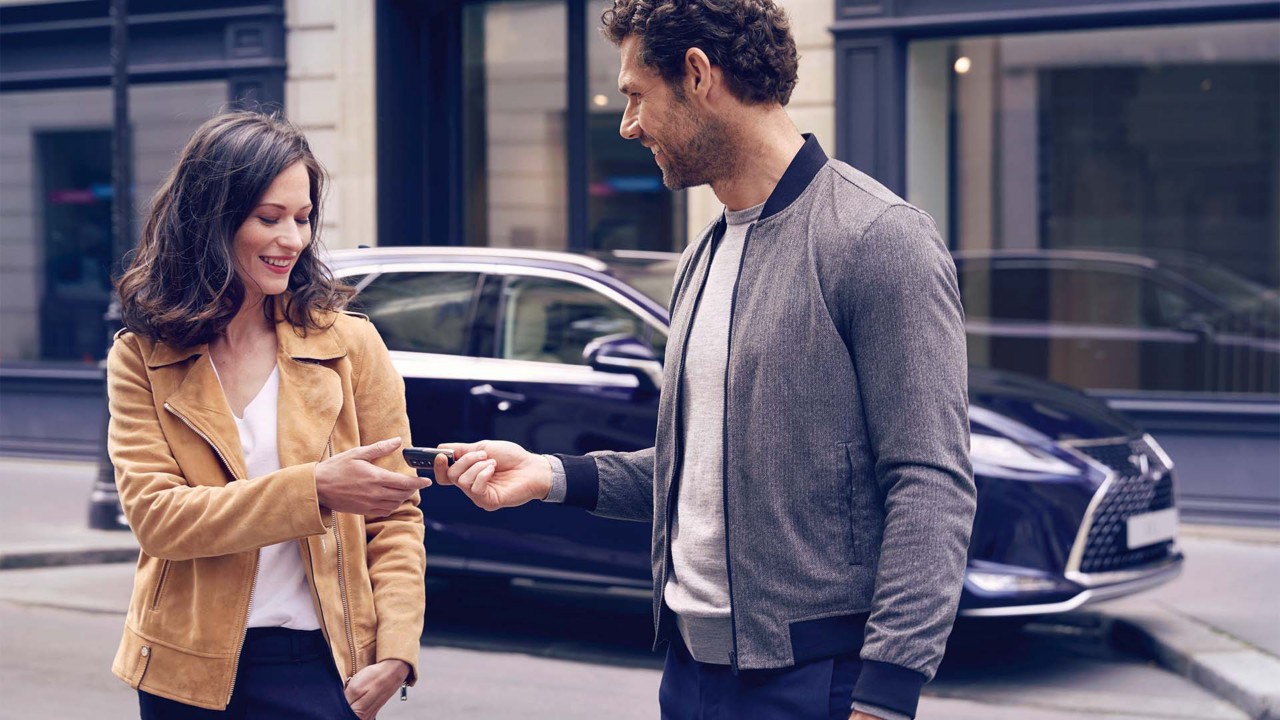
332,510,357,681
163,403,239,480
226,559,260,703
163,401,260,704
720,222,754,673
327,438,358,681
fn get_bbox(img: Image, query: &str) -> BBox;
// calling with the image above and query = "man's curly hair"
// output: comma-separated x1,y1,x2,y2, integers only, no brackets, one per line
602,0,799,106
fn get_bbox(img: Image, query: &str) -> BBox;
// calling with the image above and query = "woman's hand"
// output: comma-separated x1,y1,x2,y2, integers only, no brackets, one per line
315,438,430,516
344,659,411,719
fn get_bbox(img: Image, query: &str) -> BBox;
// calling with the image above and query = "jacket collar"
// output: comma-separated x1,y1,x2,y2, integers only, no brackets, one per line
151,305,347,477
758,133,829,222
146,303,346,369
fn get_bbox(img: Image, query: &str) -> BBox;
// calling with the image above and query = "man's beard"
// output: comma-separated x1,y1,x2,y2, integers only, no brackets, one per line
656,99,735,191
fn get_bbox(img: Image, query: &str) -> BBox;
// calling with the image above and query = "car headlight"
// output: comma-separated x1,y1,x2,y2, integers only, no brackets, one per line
967,570,1069,593
970,433,1079,475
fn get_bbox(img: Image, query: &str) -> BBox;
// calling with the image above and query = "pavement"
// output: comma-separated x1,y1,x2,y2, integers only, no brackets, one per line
2,456,1278,719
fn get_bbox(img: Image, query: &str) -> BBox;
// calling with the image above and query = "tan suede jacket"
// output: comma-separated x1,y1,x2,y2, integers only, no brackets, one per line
106,309,425,710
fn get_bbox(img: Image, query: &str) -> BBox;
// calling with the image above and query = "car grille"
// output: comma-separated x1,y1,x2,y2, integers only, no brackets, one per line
1071,437,1176,574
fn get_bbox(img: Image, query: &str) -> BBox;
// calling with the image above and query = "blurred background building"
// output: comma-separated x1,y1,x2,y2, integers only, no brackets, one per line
1,0,1277,524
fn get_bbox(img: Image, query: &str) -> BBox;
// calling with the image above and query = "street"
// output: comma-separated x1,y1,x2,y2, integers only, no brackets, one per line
0,457,1267,719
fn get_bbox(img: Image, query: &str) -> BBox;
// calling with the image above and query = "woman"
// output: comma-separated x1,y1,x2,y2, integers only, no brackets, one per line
107,111,428,719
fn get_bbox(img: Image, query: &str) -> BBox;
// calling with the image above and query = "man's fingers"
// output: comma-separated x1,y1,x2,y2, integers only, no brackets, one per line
438,441,482,456
447,450,489,485
471,462,497,497
432,453,454,484
456,458,496,493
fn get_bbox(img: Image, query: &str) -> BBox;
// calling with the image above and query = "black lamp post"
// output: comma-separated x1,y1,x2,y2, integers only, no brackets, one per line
89,0,131,530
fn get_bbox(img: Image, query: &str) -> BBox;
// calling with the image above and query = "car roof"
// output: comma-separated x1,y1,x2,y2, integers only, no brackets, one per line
950,248,1160,270
324,246,612,273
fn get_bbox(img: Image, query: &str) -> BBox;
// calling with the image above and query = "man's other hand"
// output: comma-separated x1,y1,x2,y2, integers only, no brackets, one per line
433,440,553,511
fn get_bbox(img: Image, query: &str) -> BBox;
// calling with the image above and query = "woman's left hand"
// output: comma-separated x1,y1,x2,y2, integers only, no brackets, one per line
344,659,411,719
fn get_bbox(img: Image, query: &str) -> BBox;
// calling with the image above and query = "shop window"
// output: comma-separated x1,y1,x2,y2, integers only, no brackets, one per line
36,130,114,362
909,22,1280,397
458,1,684,254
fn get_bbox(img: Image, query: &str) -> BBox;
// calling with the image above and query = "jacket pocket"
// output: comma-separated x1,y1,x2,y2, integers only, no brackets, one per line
149,560,171,612
840,442,872,566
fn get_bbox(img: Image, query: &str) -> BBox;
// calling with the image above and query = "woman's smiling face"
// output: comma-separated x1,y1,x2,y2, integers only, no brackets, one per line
232,160,313,300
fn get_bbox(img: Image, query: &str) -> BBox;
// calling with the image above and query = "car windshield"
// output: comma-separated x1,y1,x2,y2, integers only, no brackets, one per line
594,252,681,311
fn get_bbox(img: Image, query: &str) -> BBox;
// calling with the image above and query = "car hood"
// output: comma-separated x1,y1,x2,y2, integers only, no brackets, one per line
968,367,1139,442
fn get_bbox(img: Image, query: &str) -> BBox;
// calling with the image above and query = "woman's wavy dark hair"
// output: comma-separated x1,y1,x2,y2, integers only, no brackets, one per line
116,110,353,348
602,0,798,106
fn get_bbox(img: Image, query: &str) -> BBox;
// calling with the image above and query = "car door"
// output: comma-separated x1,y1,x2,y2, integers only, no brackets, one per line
342,267,487,570
457,268,663,586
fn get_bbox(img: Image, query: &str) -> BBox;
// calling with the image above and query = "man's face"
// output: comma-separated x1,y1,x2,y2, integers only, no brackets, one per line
617,36,732,190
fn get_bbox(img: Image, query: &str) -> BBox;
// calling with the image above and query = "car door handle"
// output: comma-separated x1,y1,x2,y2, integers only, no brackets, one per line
469,384,527,411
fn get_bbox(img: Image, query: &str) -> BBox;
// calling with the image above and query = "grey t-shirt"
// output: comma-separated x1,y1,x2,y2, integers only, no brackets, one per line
662,201,763,664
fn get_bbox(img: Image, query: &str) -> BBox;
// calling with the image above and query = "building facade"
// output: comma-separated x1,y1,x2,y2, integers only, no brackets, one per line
1,0,1277,523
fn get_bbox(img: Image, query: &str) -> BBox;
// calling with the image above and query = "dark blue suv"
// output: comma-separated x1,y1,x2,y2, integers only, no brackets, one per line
89,246,1185,615
326,246,1183,617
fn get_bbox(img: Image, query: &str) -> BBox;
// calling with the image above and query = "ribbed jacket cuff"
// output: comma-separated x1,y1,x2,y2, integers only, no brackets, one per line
852,660,927,719
552,454,599,511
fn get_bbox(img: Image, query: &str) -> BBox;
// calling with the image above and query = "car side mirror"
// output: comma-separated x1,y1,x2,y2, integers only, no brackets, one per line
584,334,662,394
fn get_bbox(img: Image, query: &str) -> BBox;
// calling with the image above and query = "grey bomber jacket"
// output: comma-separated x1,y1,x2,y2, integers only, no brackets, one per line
555,135,976,718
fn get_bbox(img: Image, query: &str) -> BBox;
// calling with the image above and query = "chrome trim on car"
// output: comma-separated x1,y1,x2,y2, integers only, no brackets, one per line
327,246,611,272
1102,398,1280,415
960,557,1182,617
950,249,1162,269
965,321,1197,344
389,351,641,388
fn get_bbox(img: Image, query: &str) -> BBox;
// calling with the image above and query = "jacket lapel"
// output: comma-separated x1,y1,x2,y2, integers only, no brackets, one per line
275,317,346,467
163,351,249,480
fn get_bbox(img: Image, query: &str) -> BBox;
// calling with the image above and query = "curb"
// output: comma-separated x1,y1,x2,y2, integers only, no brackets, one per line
0,545,138,570
1091,602,1280,720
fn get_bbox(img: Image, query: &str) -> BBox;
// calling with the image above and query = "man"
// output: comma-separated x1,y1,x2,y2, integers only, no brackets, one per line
435,2,975,718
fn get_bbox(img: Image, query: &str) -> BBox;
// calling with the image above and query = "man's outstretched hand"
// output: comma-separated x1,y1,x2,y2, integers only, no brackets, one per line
433,440,554,512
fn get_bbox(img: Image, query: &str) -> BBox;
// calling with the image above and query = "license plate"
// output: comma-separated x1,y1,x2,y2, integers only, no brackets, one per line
1126,508,1178,549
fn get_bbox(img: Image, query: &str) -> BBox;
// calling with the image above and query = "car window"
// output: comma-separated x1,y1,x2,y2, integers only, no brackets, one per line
499,275,662,365
959,262,1162,328
348,271,480,355
957,264,1049,323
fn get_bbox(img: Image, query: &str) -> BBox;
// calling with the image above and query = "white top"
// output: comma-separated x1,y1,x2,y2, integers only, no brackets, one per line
213,360,321,631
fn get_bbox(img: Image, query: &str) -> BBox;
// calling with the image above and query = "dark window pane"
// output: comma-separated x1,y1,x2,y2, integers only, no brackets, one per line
350,272,480,355
462,2,567,250
585,1,685,252
36,130,113,362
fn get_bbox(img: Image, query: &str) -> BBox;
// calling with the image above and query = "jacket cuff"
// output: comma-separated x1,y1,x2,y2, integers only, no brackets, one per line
852,701,913,720
375,643,421,687
289,462,330,537
852,660,927,719
552,454,599,511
